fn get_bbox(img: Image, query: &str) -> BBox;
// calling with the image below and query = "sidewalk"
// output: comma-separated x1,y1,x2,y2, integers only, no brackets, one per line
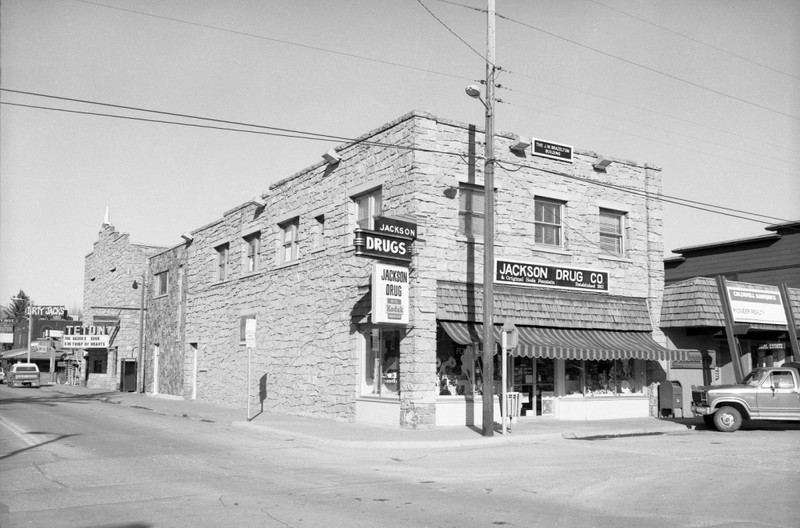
36,383,698,449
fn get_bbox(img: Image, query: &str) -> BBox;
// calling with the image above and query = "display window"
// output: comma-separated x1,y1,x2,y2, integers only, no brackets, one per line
436,344,478,396
564,359,640,397
436,342,501,396
361,328,400,398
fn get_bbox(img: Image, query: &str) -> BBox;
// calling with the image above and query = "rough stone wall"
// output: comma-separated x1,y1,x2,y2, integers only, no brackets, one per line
83,224,165,389
145,245,188,396
148,111,664,427
184,117,418,420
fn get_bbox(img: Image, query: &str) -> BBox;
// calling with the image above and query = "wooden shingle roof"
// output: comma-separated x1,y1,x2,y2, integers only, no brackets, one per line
436,280,653,331
661,277,800,329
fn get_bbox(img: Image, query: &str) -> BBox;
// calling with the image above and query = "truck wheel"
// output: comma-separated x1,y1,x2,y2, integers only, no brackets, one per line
713,406,742,432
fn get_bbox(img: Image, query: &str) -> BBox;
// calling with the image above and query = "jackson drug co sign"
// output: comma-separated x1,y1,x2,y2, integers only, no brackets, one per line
495,259,609,292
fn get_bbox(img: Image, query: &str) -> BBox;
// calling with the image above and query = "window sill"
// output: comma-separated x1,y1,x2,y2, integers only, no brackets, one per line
598,254,633,264
309,247,326,255
238,270,265,280
210,279,234,288
531,245,572,256
456,235,484,245
357,395,400,402
154,294,168,300
274,260,301,271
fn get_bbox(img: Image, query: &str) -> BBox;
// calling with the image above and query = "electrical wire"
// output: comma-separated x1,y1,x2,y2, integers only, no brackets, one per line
494,160,792,227
416,0,490,66
499,99,799,177
2,89,792,228
494,12,799,121
585,0,800,82
72,0,475,83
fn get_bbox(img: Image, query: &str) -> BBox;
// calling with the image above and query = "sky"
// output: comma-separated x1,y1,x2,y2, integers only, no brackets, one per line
1,0,798,310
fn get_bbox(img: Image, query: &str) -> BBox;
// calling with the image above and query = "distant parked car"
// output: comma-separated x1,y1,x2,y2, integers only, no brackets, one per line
7,363,41,388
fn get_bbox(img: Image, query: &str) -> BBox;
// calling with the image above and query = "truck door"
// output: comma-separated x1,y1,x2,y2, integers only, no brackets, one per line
756,370,799,418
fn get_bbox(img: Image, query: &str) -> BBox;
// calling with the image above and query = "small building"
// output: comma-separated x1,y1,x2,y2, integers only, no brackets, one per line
83,222,166,390
665,221,800,288
661,223,800,416
85,111,687,428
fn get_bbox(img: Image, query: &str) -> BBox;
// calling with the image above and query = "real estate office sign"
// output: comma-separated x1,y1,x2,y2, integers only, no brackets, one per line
725,283,787,326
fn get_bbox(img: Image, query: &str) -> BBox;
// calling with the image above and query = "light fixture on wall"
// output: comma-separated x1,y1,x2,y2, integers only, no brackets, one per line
181,232,194,243
593,157,613,172
510,138,530,154
322,149,341,165
251,196,266,207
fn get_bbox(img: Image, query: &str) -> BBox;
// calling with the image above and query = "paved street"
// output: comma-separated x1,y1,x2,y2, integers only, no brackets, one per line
1,385,798,528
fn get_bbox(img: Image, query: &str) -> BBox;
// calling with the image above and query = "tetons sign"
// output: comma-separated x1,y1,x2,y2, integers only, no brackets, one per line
495,259,608,292
354,217,417,263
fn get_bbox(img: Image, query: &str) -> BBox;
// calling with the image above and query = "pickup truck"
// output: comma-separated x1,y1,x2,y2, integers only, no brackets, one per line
691,362,800,432
7,362,41,388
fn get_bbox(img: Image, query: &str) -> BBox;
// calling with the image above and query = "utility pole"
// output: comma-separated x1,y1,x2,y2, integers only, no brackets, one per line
481,0,496,437
137,272,146,393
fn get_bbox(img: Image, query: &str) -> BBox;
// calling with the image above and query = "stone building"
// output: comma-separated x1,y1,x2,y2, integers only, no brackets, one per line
85,111,688,428
83,221,166,390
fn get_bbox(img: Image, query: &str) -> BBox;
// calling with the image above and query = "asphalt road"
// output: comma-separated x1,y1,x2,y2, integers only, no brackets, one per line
1,385,798,528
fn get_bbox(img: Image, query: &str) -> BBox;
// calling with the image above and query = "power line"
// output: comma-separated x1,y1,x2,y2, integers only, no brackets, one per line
416,0,489,65
500,99,799,178
436,1,800,153
585,0,800,82
75,0,798,156
4,91,788,229
1,88,354,143
0,98,469,160
72,0,475,83
498,87,798,167
495,11,800,121
495,160,790,226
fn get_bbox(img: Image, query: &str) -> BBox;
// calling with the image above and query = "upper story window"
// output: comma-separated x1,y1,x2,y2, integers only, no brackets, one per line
155,270,168,296
311,214,325,250
244,232,261,273
458,184,484,241
599,209,625,256
534,198,564,247
355,188,382,230
279,218,299,264
216,243,229,281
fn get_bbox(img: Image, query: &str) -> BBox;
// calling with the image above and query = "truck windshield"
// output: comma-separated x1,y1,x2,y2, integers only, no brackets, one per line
743,369,768,387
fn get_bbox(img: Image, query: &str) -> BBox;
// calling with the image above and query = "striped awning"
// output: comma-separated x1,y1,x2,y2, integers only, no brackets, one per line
439,321,688,361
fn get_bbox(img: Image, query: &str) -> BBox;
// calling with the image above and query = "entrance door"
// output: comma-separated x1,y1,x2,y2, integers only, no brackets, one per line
121,360,137,392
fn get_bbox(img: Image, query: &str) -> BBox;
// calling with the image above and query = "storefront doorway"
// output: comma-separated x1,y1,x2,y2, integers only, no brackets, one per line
511,357,554,416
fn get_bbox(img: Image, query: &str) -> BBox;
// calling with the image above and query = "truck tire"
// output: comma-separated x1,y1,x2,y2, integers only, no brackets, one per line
713,406,742,432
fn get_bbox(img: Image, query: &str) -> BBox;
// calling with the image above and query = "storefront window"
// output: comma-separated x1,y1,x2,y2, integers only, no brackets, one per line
362,328,400,398
437,344,479,396
564,359,639,396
